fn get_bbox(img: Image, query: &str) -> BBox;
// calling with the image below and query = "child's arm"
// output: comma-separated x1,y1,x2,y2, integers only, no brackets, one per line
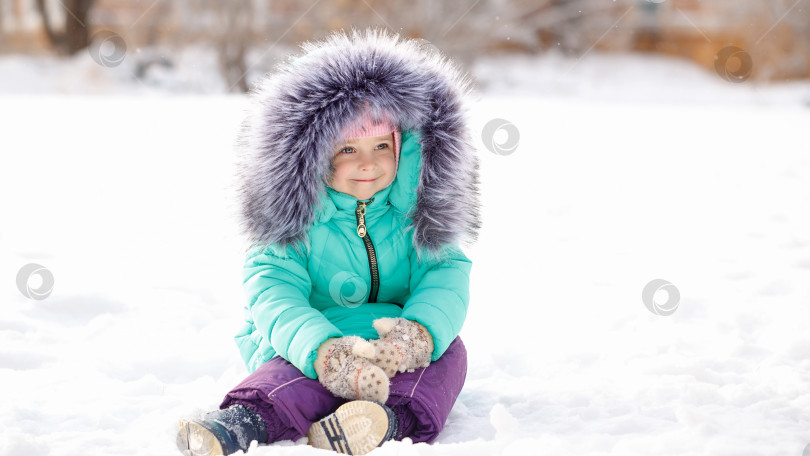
399,245,472,361
242,243,343,379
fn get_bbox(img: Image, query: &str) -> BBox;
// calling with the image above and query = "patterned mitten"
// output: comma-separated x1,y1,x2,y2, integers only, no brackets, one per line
369,318,434,377
314,336,390,403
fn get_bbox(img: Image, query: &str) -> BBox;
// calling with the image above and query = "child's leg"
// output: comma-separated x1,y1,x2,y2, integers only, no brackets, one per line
385,337,467,443
220,356,345,443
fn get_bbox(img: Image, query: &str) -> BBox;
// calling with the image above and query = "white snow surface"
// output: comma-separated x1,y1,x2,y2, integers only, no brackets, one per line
2,52,810,456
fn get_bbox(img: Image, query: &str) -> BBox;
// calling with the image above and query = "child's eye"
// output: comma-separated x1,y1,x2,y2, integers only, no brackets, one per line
375,143,389,150
338,147,355,154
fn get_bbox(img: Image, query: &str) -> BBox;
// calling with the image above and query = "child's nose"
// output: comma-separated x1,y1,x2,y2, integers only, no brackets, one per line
358,150,377,170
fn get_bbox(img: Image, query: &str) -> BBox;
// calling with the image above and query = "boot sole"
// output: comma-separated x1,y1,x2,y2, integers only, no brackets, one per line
176,420,226,456
307,401,394,454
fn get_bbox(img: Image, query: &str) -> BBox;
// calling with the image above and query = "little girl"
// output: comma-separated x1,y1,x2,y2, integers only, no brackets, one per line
177,28,481,455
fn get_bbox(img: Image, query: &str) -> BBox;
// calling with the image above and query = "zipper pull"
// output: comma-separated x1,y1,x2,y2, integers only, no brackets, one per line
355,198,374,237
356,202,367,237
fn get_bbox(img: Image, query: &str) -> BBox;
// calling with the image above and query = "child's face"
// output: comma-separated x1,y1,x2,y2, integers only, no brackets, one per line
329,133,396,200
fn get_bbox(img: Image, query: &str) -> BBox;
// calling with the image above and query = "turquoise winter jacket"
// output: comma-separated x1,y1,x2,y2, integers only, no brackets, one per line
235,129,473,379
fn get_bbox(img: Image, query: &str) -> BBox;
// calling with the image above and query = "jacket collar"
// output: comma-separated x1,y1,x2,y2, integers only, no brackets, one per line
317,184,393,223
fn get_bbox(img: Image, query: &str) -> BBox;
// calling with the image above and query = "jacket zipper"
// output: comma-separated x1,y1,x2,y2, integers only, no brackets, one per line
355,199,379,303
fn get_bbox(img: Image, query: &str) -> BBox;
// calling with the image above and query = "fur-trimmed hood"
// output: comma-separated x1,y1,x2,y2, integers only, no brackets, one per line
236,28,481,256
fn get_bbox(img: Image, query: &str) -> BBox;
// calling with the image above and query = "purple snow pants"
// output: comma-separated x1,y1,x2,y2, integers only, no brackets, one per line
221,337,467,444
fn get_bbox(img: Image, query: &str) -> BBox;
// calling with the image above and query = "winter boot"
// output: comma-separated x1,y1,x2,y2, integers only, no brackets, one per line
307,400,398,454
176,404,268,456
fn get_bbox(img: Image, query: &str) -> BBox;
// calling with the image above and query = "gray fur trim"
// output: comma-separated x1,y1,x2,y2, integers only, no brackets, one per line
236,28,481,256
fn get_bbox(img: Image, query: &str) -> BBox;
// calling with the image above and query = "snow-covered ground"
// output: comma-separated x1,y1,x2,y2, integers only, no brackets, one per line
2,51,810,456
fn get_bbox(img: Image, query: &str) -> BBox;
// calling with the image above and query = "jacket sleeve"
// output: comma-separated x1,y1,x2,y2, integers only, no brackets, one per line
400,245,472,361
242,243,343,379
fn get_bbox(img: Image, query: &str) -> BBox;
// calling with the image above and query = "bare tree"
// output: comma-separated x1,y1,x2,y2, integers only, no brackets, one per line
214,0,253,93
216,0,344,92
36,0,96,55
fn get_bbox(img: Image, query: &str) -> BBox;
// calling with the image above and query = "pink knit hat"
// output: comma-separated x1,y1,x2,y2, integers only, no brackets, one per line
339,104,401,169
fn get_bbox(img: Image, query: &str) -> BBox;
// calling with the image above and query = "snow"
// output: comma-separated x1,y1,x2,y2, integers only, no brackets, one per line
2,51,810,456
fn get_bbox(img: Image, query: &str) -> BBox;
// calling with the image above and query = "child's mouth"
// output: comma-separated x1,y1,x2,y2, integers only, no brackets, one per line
353,178,377,183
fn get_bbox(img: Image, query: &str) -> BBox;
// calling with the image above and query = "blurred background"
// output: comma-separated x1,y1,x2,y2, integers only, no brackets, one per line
1,0,809,98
